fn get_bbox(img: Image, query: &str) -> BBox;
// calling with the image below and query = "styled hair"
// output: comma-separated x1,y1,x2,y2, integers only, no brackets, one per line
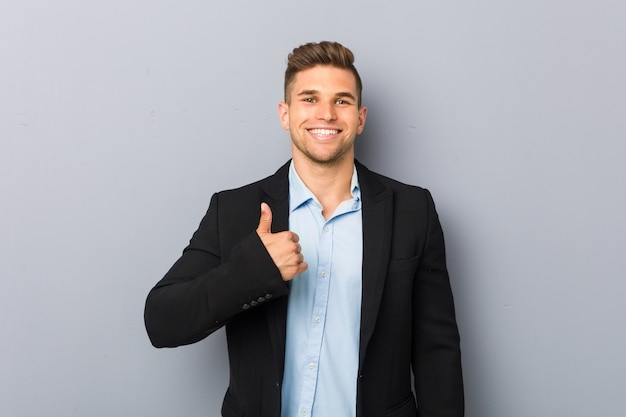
284,41,363,106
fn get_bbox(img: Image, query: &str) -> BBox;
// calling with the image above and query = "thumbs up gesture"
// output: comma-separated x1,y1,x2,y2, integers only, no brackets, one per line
256,203,308,281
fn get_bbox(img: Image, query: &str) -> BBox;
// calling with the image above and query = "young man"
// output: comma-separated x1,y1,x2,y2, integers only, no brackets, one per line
145,41,464,417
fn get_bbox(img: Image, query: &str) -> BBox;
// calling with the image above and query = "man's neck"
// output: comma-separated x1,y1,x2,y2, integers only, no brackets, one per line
292,157,355,220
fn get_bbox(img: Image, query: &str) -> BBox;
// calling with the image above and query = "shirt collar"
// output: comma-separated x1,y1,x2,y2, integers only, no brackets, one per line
288,162,361,213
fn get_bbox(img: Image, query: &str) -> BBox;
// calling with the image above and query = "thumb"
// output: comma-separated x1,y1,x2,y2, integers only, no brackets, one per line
256,202,273,234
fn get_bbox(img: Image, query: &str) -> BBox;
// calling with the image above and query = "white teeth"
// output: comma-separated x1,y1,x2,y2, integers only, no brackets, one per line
309,128,338,136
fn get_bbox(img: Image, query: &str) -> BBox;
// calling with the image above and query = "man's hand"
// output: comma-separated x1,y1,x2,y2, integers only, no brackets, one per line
256,203,307,281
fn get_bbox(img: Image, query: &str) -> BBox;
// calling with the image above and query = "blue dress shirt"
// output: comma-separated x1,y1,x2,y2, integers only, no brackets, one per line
281,163,363,417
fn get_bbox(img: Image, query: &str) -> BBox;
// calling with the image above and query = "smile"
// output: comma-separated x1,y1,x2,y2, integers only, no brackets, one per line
308,128,340,137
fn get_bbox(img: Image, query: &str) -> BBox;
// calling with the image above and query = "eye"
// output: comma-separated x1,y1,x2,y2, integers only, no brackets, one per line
303,97,316,103
335,99,350,105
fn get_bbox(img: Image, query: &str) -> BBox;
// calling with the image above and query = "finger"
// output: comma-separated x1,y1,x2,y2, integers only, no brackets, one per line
283,261,308,282
256,203,272,234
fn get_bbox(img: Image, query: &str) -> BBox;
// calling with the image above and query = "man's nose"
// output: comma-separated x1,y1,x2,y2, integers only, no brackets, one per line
316,101,337,121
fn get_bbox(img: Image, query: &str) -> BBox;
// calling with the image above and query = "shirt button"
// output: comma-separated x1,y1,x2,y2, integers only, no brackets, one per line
301,410,308,416
314,316,321,323
308,362,315,369
323,226,330,233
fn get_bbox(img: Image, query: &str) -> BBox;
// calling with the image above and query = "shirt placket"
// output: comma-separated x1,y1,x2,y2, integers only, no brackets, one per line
297,218,333,417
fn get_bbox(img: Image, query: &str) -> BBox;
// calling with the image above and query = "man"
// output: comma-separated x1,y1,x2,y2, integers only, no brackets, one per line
145,41,464,417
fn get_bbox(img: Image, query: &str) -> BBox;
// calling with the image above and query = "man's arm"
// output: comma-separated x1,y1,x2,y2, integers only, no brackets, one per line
412,190,464,416
144,194,290,348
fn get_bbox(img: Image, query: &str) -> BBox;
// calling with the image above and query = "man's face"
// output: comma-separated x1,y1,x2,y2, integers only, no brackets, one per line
279,65,367,167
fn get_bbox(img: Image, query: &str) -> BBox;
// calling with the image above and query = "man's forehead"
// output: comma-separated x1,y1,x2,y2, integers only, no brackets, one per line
290,66,358,93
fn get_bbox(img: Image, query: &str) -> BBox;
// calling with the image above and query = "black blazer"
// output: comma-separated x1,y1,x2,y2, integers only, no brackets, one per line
145,161,464,417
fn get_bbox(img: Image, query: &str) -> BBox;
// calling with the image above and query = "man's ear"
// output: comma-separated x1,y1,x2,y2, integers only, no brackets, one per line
278,102,290,131
357,106,367,135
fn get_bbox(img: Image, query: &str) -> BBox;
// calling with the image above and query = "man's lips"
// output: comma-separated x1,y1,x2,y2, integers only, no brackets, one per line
307,128,340,137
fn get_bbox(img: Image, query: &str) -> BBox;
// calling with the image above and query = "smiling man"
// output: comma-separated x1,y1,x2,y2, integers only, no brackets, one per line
145,41,464,417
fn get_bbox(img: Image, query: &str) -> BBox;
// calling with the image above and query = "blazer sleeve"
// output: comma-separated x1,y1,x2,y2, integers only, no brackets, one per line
412,189,464,416
144,192,289,348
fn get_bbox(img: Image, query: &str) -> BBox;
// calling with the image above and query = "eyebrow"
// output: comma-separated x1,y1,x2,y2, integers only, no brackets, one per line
296,89,357,101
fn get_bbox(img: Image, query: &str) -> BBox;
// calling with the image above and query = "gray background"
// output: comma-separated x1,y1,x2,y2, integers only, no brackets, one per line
2,1,625,416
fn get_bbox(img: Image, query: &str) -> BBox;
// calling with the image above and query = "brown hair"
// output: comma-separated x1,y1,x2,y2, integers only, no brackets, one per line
284,41,363,106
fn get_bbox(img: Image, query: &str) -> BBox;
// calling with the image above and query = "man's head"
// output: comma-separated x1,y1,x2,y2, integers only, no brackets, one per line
284,41,363,107
279,41,367,169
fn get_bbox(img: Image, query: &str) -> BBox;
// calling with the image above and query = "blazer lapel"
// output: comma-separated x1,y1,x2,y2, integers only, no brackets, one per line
356,161,394,369
260,161,291,232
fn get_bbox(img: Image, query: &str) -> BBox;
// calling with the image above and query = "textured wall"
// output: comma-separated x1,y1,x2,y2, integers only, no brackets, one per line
2,1,625,416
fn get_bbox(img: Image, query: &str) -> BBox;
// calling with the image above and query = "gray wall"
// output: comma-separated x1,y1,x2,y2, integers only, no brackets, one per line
2,1,625,416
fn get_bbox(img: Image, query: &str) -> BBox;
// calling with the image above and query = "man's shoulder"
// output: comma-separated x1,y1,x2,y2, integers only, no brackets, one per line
356,160,428,194
214,161,290,199
357,162,438,217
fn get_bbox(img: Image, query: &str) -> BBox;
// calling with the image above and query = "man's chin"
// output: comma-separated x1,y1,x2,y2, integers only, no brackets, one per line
304,150,350,165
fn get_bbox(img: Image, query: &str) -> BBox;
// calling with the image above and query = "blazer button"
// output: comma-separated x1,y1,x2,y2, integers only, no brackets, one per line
257,296,266,303
265,293,273,300
242,303,250,310
250,300,258,306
